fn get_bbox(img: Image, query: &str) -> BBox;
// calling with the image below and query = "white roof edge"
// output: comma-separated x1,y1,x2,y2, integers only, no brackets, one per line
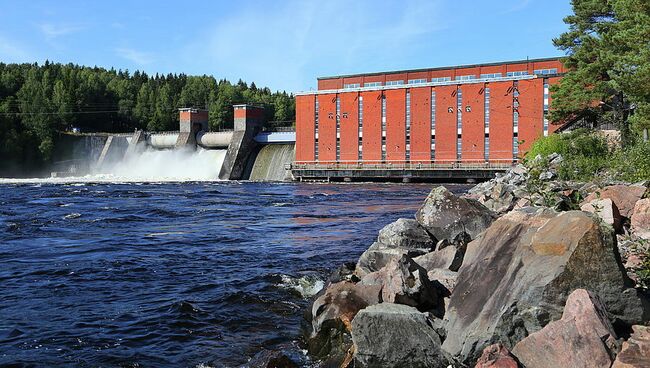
294,75,539,96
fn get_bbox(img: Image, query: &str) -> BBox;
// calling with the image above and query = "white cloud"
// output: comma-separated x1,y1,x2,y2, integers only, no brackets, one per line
115,47,154,65
39,23,85,39
503,0,533,14
184,0,447,92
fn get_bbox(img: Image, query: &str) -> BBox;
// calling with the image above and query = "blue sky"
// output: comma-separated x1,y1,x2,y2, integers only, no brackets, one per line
0,0,572,93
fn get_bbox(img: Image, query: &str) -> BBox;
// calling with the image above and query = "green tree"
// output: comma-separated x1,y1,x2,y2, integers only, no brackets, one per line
552,0,650,143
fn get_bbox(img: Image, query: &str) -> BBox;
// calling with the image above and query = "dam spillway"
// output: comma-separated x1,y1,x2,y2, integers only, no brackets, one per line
58,105,296,182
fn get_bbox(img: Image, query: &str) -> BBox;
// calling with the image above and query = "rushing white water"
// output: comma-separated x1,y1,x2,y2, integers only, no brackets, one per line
0,148,227,184
106,148,227,181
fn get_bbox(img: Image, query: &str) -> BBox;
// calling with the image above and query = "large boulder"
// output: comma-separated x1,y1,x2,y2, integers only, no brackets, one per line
356,219,436,277
631,198,650,240
612,325,650,368
351,303,450,368
377,218,436,249
583,184,647,218
474,344,519,368
416,186,495,244
307,281,381,361
581,197,623,233
359,255,439,311
442,209,647,364
511,289,618,368
356,242,428,278
413,244,464,272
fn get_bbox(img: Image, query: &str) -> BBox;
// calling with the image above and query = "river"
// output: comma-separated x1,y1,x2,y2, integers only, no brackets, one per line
0,181,467,367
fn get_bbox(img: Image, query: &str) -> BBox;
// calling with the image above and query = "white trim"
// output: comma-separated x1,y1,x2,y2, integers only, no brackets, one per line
296,75,538,96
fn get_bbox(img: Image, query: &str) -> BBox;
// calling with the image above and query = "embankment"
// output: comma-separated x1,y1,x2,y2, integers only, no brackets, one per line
299,156,650,368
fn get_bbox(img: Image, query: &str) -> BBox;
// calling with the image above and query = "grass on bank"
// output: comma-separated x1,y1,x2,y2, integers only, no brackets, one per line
523,129,650,183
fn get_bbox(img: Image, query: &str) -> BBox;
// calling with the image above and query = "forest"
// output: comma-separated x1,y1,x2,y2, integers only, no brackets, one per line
0,61,295,174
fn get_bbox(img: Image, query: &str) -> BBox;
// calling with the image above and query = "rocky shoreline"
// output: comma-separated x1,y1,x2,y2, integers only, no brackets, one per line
300,158,650,368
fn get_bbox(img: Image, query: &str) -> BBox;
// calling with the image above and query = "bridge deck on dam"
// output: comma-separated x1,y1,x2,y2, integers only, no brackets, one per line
290,161,515,181
253,131,296,144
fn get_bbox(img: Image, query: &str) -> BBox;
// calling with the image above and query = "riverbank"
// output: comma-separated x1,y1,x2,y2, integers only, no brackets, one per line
301,159,650,368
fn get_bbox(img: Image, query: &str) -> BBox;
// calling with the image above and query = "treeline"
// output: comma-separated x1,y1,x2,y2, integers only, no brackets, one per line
0,61,295,173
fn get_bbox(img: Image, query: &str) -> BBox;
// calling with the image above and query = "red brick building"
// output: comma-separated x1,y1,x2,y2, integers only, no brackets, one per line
295,58,564,170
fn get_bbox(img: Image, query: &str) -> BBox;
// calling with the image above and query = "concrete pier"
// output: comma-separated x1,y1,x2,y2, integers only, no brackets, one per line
219,105,265,180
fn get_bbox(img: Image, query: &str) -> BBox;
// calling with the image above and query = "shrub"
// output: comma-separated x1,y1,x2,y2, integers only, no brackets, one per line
524,129,611,181
612,141,650,182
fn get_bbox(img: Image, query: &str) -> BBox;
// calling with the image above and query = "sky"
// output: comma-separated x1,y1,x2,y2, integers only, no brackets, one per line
0,0,573,93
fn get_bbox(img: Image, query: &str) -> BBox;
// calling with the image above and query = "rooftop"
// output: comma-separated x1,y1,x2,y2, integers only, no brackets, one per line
317,56,564,80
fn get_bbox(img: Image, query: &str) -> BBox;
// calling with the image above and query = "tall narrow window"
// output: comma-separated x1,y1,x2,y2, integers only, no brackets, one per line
457,87,462,161
406,90,411,162
543,79,550,136
358,95,363,161
484,86,490,161
457,88,463,132
315,96,319,160
336,95,340,161
513,81,519,160
431,89,436,161
381,94,386,162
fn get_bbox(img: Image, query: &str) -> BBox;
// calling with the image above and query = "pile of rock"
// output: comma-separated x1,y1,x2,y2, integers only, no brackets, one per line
303,176,650,367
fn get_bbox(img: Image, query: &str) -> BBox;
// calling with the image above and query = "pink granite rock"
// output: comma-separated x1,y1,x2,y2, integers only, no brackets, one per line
581,197,623,232
631,198,650,239
511,289,617,368
474,343,519,368
583,184,646,218
612,325,650,368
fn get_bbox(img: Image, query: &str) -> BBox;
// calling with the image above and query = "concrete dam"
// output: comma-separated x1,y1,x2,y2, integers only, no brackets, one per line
55,105,296,181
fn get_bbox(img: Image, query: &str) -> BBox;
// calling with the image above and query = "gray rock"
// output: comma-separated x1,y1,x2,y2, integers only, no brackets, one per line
413,245,464,272
351,303,451,368
416,186,495,243
442,209,648,364
359,255,439,311
377,218,436,250
355,241,428,278
539,170,556,181
307,281,381,361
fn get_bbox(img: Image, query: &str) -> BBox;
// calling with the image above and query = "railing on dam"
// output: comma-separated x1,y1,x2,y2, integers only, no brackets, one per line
291,159,517,171
254,131,296,143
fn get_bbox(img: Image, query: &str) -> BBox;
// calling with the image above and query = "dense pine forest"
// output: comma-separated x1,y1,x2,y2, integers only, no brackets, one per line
0,61,295,174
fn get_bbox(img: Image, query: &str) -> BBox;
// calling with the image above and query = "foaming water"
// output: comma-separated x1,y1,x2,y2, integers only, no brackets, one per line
0,148,227,184
0,181,469,367
104,148,226,181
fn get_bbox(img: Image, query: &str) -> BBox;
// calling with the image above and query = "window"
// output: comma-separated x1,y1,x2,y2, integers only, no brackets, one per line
457,88,463,131
385,80,404,86
358,96,363,160
381,94,387,161
343,83,360,89
431,89,436,161
484,87,490,130
431,76,451,83
457,138,462,161
513,137,519,159
336,95,341,160
406,90,411,161
364,82,382,87
506,71,529,77
314,97,319,160
484,136,490,161
534,68,558,75
455,75,477,81
480,73,502,79
408,78,427,84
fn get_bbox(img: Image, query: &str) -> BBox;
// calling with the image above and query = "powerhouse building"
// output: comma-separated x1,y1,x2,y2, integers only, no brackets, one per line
294,57,565,176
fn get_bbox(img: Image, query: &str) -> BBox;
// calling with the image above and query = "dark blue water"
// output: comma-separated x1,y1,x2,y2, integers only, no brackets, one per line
0,182,461,367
